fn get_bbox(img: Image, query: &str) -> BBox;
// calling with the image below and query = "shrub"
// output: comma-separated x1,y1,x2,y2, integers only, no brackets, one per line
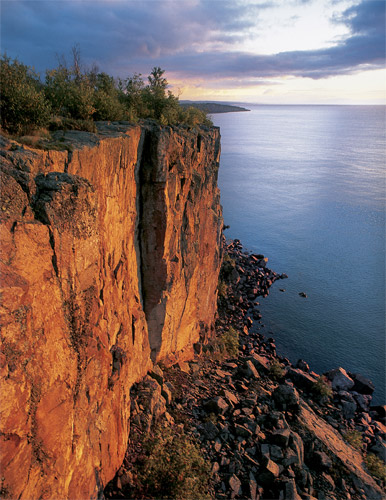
269,359,285,381
1,49,212,134
179,106,213,127
312,376,333,400
218,280,228,298
219,252,237,282
221,327,239,358
0,55,51,134
344,430,363,450
223,253,236,266
139,424,211,499
365,453,386,482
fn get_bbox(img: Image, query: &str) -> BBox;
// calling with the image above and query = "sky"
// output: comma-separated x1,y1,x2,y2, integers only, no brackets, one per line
1,0,385,104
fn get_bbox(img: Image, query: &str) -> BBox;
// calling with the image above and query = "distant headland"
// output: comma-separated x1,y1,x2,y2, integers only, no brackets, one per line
180,101,250,114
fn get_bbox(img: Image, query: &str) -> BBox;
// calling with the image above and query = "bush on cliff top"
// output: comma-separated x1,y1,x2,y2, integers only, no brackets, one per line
0,51,212,136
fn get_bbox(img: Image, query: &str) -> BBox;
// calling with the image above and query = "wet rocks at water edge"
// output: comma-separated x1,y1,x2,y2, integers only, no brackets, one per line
105,239,385,500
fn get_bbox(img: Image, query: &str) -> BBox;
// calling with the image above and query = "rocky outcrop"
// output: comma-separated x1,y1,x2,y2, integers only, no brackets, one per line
0,121,222,499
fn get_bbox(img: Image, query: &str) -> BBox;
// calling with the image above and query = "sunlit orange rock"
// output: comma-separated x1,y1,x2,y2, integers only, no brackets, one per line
0,122,222,499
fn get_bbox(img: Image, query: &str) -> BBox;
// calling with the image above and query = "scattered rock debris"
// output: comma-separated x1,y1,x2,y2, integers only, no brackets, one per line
105,239,385,500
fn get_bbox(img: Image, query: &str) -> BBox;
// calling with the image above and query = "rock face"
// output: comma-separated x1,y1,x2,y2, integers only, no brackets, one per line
0,121,222,499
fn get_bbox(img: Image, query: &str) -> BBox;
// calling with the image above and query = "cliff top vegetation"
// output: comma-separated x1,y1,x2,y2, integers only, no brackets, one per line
0,47,212,137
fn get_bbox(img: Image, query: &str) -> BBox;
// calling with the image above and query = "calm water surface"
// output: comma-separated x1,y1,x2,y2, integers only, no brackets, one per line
213,105,385,403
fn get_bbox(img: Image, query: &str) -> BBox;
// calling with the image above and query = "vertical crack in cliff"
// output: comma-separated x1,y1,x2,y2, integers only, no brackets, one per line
134,129,146,309
137,125,167,361
48,228,59,277
64,150,73,174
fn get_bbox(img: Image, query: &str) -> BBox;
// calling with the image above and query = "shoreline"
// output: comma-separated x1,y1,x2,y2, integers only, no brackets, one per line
105,238,385,500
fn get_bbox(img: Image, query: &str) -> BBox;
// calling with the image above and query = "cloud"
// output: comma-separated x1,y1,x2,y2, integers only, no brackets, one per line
160,0,385,80
1,0,260,72
1,0,384,85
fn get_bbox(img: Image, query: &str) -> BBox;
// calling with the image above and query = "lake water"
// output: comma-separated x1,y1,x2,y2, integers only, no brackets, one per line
212,105,385,404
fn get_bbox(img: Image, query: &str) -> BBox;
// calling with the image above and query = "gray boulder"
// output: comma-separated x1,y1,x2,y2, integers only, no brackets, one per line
325,367,354,391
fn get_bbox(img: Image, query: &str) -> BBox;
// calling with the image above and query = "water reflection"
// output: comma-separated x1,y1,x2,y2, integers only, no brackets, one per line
214,105,385,403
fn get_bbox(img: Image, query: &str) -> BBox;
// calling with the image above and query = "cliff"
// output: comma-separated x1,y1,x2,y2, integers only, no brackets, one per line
0,121,223,499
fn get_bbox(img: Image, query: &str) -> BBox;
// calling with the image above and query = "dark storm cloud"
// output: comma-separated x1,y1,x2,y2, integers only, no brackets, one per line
1,0,384,83
1,0,260,74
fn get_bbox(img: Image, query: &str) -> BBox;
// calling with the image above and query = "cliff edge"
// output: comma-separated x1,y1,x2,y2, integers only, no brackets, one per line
0,121,223,499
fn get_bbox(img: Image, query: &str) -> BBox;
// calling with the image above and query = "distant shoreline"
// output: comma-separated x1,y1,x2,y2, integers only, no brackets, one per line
180,101,250,114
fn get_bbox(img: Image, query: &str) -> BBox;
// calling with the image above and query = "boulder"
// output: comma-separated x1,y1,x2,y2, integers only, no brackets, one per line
310,451,332,471
149,364,164,385
203,421,219,440
222,389,238,406
273,383,301,413
242,360,260,380
325,367,354,391
234,423,253,438
289,431,304,466
353,392,372,412
271,428,291,448
248,473,259,500
296,359,310,372
341,399,357,419
248,353,270,373
259,457,280,485
204,396,229,415
286,367,318,392
161,382,173,405
229,474,242,498
369,435,386,463
282,479,302,500
350,373,375,395
339,391,357,418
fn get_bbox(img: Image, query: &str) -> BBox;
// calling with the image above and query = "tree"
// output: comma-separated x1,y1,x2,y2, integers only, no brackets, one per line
92,72,127,121
144,67,172,120
0,54,51,134
123,73,148,119
45,66,95,120
148,66,167,92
